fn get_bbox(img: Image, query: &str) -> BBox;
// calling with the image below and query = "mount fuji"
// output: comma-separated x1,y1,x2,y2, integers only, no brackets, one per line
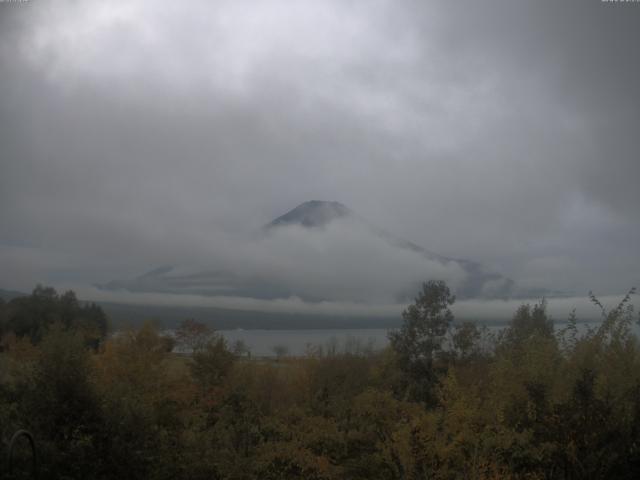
97,200,515,302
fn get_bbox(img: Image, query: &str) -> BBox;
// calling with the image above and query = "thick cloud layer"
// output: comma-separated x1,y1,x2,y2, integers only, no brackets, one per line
1,0,638,317
96,217,473,303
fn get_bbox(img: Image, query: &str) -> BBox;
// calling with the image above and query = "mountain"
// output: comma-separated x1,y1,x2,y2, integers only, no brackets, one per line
0,288,27,301
263,201,514,299
265,200,353,229
97,200,515,301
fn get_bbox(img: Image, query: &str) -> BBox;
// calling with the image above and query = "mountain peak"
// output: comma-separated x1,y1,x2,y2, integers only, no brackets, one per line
265,200,353,229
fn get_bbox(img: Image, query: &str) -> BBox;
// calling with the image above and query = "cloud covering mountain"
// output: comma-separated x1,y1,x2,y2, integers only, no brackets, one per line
0,0,638,311
97,200,515,303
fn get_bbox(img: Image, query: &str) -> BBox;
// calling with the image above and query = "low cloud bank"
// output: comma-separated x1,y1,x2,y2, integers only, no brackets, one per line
94,219,473,304
70,281,635,325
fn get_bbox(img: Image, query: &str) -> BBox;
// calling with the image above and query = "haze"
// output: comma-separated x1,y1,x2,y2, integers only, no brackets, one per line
1,0,638,320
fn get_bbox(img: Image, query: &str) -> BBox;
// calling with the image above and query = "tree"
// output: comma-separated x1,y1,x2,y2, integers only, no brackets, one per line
26,324,103,478
175,318,212,353
93,322,183,479
502,299,553,347
272,344,289,361
452,321,481,361
3,286,108,347
191,335,236,388
232,339,251,358
388,280,455,403
0,297,7,342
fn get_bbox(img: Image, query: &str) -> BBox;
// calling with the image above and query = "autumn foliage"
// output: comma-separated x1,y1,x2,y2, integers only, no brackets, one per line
1,284,639,479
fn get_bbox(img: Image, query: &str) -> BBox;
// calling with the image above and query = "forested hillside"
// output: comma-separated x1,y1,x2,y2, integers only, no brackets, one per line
1,283,639,479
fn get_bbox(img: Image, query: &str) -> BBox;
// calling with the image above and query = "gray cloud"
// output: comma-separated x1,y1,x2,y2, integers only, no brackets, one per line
1,0,638,314
95,218,473,303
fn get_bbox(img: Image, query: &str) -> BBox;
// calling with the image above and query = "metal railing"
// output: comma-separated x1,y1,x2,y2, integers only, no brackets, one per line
4,429,37,479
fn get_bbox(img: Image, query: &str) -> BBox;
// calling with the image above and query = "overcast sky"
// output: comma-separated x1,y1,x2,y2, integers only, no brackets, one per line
1,0,638,317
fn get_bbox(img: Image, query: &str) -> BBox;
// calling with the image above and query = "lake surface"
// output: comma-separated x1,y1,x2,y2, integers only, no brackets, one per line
216,320,635,357
218,328,390,357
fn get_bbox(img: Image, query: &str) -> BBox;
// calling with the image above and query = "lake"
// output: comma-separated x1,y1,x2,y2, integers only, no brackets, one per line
215,320,634,357
217,328,390,357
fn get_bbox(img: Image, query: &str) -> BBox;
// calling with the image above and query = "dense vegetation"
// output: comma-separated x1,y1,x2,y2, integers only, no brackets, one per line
1,282,639,479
